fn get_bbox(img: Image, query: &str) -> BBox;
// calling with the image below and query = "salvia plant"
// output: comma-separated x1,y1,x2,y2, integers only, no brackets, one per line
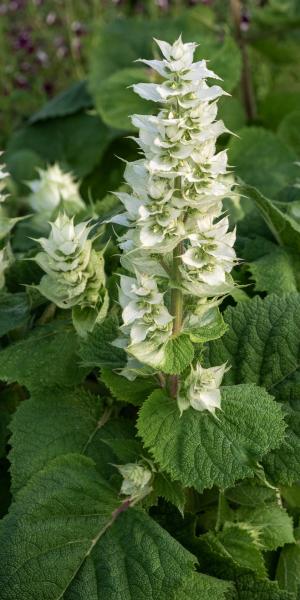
1,34,300,600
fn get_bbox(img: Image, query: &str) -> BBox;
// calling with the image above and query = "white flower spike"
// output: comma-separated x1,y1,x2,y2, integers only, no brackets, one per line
27,163,84,216
115,36,236,410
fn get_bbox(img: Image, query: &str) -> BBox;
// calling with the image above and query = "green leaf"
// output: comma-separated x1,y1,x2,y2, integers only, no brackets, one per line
29,81,93,124
150,472,186,515
229,128,298,198
92,67,154,131
0,292,30,337
78,315,126,369
198,526,267,579
0,320,88,392
129,334,194,375
173,572,235,600
248,245,300,294
9,386,135,493
225,479,276,507
276,541,300,594
6,112,115,179
260,91,300,130
241,184,300,252
235,574,296,600
162,335,195,374
137,386,285,493
0,454,207,600
101,368,157,406
207,293,300,485
236,505,295,551
183,306,228,343
278,110,300,156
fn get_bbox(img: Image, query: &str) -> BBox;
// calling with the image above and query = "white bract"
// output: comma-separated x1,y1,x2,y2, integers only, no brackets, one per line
115,36,236,413
0,243,13,290
0,155,9,204
116,463,153,500
27,163,84,216
177,363,227,415
34,213,108,335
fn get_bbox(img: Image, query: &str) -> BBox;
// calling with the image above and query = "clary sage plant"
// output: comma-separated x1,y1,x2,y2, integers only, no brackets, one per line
113,36,236,417
26,163,85,218
34,213,108,336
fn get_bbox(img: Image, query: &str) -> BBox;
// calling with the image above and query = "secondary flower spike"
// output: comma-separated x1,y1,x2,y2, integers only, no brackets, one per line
114,36,237,414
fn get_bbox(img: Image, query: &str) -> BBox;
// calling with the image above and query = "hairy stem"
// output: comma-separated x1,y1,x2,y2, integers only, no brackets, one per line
230,0,257,122
169,241,184,397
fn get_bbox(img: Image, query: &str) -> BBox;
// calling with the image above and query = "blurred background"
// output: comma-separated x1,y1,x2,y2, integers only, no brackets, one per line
1,0,300,207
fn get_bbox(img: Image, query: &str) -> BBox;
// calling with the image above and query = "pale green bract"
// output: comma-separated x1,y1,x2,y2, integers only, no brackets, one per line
34,212,108,336
114,36,236,414
26,163,85,216
116,462,153,500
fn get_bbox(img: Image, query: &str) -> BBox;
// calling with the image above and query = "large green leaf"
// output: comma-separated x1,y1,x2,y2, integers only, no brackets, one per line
207,293,300,485
0,292,30,337
229,128,298,198
92,67,154,131
101,368,157,406
29,81,93,124
9,387,135,493
0,454,219,600
137,386,285,492
235,574,295,600
236,505,294,551
0,320,88,392
6,112,116,179
278,110,300,156
247,243,300,294
241,184,300,252
276,540,300,595
78,315,126,370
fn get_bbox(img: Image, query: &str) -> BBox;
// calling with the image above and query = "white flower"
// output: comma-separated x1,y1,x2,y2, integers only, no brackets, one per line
177,363,227,415
27,164,84,215
114,36,237,372
34,213,108,334
0,243,13,289
0,154,9,203
116,463,152,499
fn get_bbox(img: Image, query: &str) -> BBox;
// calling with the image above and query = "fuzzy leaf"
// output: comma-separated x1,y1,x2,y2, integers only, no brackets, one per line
137,386,285,493
78,315,126,369
129,334,194,374
0,454,209,600
0,320,88,392
236,505,295,551
101,368,157,406
235,574,296,600
276,541,300,595
278,110,300,156
228,128,298,198
173,572,235,600
9,387,135,493
29,80,93,124
208,293,300,485
250,249,300,294
241,184,300,252
197,526,267,579
0,292,30,337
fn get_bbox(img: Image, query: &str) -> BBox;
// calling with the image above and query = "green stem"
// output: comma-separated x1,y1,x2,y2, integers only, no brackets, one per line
169,241,184,397
230,0,257,122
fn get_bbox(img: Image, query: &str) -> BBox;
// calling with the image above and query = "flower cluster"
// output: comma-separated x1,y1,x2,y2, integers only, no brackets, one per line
116,462,153,500
114,36,237,414
177,363,227,415
34,213,108,335
0,155,14,290
26,163,84,217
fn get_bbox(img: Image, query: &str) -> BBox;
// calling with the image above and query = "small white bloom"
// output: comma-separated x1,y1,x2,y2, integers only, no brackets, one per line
116,463,152,499
177,363,227,415
27,164,84,215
